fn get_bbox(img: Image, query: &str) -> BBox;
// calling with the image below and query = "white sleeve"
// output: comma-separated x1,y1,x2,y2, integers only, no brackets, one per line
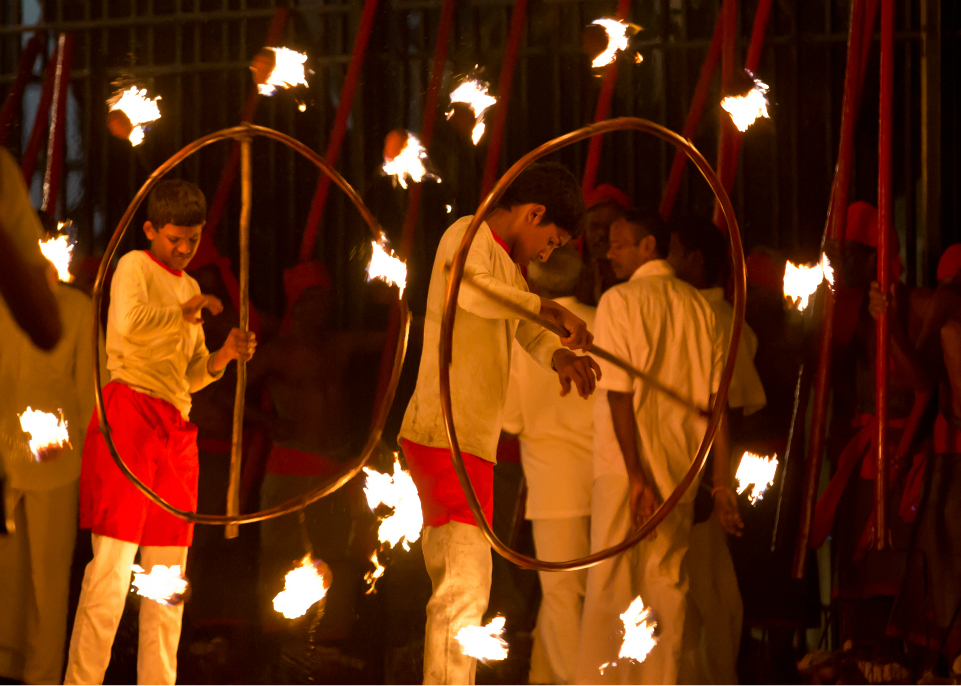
595,290,637,393
455,239,542,320
0,149,46,269
185,324,224,393
111,257,184,337
502,349,524,435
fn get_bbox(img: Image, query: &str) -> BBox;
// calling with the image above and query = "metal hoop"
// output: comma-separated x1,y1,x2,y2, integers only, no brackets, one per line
439,117,745,571
92,124,410,526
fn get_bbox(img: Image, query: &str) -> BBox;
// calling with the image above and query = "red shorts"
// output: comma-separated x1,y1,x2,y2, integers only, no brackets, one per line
79,382,199,547
401,439,493,529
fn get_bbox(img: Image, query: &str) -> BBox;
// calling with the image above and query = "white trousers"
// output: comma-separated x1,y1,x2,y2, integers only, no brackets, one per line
0,481,78,684
422,521,492,685
529,516,590,685
64,534,187,685
678,515,742,684
575,474,694,685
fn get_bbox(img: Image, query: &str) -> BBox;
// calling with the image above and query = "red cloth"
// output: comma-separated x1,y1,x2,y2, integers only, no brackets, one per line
845,201,902,280
489,229,511,256
79,382,199,547
584,184,631,211
937,244,961,283
265,445,344,478
401,439,493,529
187,233,261,335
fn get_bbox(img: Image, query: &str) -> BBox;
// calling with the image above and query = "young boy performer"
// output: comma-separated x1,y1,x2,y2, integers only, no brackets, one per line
65,180,256,686
398,162,601,685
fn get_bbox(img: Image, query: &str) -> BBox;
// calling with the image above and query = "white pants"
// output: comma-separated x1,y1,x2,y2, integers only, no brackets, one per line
529,516,590,685
64,534,187,685
0,481,78,684
679,515,742,684
422,521,492,685
576,474,694,685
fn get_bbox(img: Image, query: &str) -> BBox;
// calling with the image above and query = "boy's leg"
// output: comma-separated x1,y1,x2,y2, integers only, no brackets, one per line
422,521,492,685
137,545,188,685
64,534,139,685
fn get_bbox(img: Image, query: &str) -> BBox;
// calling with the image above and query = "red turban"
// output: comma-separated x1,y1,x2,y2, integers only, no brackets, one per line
844,201,901,280
584,184,632,211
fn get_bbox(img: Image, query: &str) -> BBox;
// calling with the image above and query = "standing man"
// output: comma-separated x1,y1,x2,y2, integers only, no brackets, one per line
576,209,723,685
502,246,596,685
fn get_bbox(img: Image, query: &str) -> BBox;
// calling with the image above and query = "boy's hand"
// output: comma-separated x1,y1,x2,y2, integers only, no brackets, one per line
713,487,744,536
539,298,593,351
182,294,223,325
552,349,601,398
209,328,257,373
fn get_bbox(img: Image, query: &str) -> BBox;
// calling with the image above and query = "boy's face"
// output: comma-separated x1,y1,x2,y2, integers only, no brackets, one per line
144,221,203,272
513,204,571,266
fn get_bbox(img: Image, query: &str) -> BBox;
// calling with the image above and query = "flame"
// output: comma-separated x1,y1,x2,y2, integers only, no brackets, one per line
592,19,630,67
39,231,74,283
18,407,69,459
456,616,509,661
735,452,779,505
784,253,833,311
367,241,408,299
599,596,658,673
382,132,435,189
108,86,161,146
364,550,386,595
449,79,497,146
363,458,423,550
721,77,770,132
130,564,188,606
273,555,329,619
258,47,309,96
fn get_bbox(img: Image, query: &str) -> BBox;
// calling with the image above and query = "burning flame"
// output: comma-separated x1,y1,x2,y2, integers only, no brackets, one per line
18,407,69,459
130,564,188,606
448,79,498,146
108,86,161,146
39,228,74,283
273,555,329,619
592,19,630,67
258,47,309,96
456,616,509,662
382,132,435,189
367,241,408,299
721,77,770,132
784,253,833,311
599,596,658,673
365,550,386,595
364,458,423,550
735,452,779,505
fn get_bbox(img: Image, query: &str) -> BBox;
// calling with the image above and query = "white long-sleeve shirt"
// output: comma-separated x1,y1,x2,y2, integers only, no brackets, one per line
592,260,723,503
399,216,563,463
106,250,223,420
503,296,596,519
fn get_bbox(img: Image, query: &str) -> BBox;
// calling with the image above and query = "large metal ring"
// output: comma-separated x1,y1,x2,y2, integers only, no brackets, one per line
439,117,745,571
92,124,410,526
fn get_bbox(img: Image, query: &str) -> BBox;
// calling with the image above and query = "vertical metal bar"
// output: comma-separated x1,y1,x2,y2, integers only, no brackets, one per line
788,0,800,248
174,0,183,151
919,0,941,284
903,9,916,286
83,2,92,250
101,0,109,248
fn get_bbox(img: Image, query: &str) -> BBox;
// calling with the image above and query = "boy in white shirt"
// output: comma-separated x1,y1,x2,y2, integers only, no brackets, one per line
398,162,601,685
65,180,256,686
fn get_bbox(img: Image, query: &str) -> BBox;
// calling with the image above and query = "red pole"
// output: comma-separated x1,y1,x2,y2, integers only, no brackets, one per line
0,32,45,148
875,0,894,550
299,0,380,263
792,0,875,578
581,0,632,196
42,34,73,216
399,0,457,260
21,45,59,185
480,0,528,199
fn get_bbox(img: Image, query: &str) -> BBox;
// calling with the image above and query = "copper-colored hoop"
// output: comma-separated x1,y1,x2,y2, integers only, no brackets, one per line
92,124,410,526
439,117,745,571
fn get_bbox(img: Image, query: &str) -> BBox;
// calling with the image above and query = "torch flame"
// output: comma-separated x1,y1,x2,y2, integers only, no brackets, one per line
130,564,188,606
382,132,435,189
258,47,309,96
592,19,630,68
735,452,779,505
108,87,161,146
39,231,74,283
367,241,408,299
272,555,329,619
448,79,497,146
18,407,69,459
363,458,423,550
721,77,770,132
364,550,386,595
784,253,833,311
599,596,658,673
456,616,509,662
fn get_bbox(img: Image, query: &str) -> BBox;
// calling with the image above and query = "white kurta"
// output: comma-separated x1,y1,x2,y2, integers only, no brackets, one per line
577,259,722,685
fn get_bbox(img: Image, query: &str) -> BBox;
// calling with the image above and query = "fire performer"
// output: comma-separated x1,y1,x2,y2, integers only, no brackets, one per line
501,245,596,685
64,180,256,685
575,209,724,685
398,162,600,685
0,218,105,685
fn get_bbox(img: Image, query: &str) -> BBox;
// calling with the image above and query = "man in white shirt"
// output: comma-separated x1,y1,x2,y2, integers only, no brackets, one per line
399,163,601,685
575,209,723,685
502,246,596,685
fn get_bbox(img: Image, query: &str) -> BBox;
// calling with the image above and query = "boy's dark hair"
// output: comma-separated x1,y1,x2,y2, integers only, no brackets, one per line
671,215,730,286
621,207,670,258
147,179,206,229
496,162,585,239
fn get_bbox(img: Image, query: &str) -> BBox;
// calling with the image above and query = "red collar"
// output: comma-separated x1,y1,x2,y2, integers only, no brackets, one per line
490,229,511,256
145,250,183,276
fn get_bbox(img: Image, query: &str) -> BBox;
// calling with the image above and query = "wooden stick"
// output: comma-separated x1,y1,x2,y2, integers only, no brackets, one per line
225,135,252,539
